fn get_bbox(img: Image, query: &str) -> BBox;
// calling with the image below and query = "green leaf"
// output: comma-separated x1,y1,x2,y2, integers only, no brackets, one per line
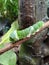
0,0,18,18
0,50,17,65
0,44,17,65
0,20,18,65
0,20,19,45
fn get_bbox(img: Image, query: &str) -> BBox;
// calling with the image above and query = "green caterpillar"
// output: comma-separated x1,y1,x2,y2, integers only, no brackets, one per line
10,21,44,42
0,21,44,45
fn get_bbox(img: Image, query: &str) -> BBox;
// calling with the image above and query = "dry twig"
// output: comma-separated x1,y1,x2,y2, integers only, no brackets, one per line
0,21,49,55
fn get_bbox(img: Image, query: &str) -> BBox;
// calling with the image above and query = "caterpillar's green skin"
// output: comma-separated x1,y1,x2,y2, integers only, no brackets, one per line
0,21,44,45
10,21,44,42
